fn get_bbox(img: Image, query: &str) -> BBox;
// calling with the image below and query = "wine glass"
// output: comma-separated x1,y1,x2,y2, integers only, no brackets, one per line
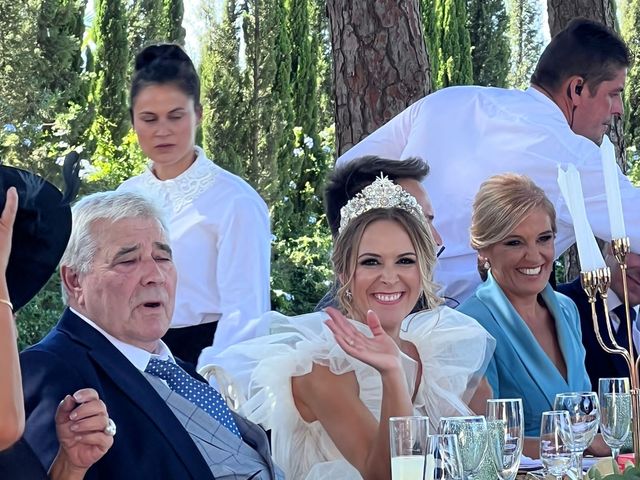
539,410,574,480
553,392,600,477
486,398,524,480
439,416,487,479
598,378,631,461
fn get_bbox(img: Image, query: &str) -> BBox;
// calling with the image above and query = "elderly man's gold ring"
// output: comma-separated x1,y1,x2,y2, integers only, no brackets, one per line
104,418,117,436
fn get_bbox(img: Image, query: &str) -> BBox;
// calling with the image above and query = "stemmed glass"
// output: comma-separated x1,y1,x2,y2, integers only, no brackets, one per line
486,399,524,480
439,416,487,479
598,378,632,461
553,392,600,477
425,434,464,480
539,411,574,480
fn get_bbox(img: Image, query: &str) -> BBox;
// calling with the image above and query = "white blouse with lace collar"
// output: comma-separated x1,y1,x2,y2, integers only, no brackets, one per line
118,147,271,354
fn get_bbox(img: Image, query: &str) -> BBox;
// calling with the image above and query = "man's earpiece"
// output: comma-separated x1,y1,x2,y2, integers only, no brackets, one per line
575,84,583,96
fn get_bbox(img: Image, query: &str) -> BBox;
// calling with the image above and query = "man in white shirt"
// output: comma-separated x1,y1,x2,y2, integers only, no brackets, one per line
558,249,640,387
20,191,282,479
337,18,636,305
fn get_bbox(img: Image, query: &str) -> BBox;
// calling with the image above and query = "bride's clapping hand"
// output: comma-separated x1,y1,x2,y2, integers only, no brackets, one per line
324,306,402,374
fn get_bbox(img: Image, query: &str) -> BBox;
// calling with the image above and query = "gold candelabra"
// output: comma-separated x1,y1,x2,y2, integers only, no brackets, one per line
580,236,640,466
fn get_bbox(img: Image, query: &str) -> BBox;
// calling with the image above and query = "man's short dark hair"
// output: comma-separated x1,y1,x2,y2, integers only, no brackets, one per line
324,156,429,236
531,18,630,95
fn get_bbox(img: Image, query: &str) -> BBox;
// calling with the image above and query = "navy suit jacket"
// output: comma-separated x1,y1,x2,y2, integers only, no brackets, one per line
20,309,268,479
557,278,634,388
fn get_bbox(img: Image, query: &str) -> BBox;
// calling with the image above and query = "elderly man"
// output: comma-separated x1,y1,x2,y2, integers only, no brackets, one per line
20,191,282,479
558,249,640,388
337,18,638,305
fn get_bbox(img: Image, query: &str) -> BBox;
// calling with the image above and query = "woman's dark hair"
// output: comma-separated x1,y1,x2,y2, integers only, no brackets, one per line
130,43,201,110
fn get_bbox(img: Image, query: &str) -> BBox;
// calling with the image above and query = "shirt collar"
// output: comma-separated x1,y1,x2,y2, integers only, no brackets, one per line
70,307,175,371
139,146,219,215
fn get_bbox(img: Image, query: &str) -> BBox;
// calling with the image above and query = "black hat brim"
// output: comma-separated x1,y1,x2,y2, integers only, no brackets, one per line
1,166,71,311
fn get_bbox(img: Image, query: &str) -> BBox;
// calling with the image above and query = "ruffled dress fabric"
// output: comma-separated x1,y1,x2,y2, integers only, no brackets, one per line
198,306,494,480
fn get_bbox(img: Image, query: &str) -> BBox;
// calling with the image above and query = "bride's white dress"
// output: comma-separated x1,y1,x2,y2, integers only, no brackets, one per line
198,306,494,480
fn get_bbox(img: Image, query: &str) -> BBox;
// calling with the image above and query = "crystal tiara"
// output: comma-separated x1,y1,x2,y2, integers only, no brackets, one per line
338,174,426,234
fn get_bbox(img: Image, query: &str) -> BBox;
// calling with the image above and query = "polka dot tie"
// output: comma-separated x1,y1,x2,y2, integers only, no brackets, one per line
145,358,241,438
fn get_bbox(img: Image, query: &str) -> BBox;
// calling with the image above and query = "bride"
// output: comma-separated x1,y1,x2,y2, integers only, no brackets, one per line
198,176,494,480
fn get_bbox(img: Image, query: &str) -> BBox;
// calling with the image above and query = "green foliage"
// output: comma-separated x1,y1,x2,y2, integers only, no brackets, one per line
87,117,147,190
505,0,543,89
0,0,43,122
589,465,640,479
426,0,474,88
16,275,64,351
128,0,164,73
161,0,186,45
421,0,440,85
466,0,509,87
91,0,130,144
200,0,249,178
36,0,88,107
622,0,640,164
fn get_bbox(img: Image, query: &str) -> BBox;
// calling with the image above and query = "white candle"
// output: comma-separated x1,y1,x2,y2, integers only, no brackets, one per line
557,165,606,272
601,137,627,239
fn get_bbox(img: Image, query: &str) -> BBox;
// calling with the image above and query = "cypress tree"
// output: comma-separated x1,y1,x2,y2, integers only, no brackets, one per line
421,0,440,87
505,0,543,89
623,0,640,169
36,0,88,106
433,0,474,88
466,0,509,87
200,0,249,177
128,0,163,63
91,0,129,143
161,0,186,45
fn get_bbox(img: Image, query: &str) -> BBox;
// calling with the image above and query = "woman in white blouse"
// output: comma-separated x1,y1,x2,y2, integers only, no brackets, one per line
118,44,271,364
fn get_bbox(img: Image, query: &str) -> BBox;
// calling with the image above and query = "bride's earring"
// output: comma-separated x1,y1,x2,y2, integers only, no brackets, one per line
346,289,353,301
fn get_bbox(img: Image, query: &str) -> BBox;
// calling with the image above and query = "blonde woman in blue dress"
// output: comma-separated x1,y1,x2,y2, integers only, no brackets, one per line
199,176,494,480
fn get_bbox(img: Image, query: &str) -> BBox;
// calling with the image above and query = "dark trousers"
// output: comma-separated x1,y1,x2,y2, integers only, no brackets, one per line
162,321,218,366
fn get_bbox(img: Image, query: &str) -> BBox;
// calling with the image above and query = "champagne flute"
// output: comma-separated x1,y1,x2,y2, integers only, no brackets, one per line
486,398,524,480
439,416,487,479
389,416,430,480
540,411,574,480
425,434,464,480
553,392,600,477
598,378,631,461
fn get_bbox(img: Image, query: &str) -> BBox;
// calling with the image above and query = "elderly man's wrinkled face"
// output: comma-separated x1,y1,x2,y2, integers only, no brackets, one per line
71,217,177,352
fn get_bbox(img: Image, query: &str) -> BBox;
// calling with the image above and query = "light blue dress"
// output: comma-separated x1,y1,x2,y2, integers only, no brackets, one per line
458,272,591,436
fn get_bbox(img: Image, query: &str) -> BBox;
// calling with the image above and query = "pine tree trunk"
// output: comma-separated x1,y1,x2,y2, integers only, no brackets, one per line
327,0,432,156
547,0,623,281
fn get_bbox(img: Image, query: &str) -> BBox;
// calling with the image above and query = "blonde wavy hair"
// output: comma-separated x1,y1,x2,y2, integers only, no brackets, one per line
470,173,557,252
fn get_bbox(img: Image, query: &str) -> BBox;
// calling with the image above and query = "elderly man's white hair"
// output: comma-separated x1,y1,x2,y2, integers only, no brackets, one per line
60,190,169,302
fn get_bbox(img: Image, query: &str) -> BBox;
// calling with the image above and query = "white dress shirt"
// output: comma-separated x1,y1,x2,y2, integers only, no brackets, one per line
118,147,271,353
337,86,640,304
71,307,175,371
